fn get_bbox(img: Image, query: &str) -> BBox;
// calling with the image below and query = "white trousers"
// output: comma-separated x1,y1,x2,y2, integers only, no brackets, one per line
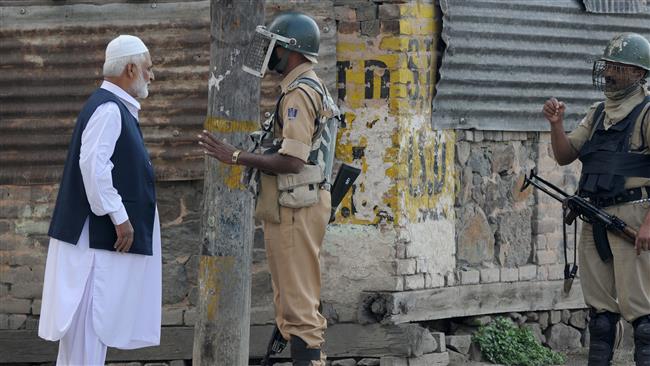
56,266,107,366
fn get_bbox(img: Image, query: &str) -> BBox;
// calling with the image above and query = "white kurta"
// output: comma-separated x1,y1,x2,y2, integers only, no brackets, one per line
39,81,162,349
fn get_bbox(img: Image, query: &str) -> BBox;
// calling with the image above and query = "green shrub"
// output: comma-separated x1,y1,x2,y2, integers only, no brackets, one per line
473,317,566,366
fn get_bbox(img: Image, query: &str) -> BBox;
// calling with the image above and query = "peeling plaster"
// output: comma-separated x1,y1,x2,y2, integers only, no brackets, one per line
336,104,398,223
208,70,231,92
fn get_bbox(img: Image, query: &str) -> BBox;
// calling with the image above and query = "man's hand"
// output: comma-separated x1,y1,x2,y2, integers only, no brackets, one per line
543,98,566,125
635,216,650,255
114,219,134,253
198,130,238,164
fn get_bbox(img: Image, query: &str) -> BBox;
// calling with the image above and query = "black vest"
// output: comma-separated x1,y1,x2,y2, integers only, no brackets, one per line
578,96,650,199
48,88,156,255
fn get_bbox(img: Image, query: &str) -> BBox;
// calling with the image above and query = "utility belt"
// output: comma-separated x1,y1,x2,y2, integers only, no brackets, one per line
583,186,650,263
584,186,650,208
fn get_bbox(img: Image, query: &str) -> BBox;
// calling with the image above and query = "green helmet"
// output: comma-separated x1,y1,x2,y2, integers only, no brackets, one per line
601,32,650,71
268,12,320,61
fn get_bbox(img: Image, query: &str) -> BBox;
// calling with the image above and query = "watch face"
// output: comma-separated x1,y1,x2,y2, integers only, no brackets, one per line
232,150,241,163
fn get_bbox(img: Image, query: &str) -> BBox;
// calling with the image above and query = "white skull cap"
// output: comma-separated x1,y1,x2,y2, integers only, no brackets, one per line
105,35,149,62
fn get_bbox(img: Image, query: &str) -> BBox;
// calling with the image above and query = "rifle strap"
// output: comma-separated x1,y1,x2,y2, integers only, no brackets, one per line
573,222,577,269
562,206,578,291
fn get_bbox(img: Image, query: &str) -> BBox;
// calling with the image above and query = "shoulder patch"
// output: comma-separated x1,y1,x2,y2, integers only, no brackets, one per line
287,108,299,120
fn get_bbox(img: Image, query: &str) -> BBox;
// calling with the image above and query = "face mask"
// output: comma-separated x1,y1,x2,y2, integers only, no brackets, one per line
268,47,280,71
604,83,640,101
268,47,290,74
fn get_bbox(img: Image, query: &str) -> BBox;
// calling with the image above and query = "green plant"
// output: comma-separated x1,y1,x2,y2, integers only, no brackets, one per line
473,317,566,366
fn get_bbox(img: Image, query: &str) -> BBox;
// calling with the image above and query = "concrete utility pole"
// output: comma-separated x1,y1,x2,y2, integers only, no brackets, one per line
193,1,263,365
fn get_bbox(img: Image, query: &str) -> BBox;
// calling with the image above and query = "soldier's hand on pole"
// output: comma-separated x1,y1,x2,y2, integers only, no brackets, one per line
543,97,566,125
198,130,238,165
635,220,650,255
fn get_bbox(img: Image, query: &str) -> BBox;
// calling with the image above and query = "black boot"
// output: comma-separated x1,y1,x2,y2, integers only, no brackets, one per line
588,310,620,366
634,315,650,366
290,336,320,366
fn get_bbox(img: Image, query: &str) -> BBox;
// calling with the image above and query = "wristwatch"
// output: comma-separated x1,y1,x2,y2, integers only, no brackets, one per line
231,150,242,164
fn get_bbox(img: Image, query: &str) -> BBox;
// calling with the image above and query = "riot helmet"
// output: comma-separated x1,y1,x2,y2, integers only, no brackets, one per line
242,12,320,78
593,33,650,94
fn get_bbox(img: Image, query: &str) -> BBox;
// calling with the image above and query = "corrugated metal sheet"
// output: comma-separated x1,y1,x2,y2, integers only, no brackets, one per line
431,0,650,131
0,0,337,185
0,1,210,184
583,0,648,14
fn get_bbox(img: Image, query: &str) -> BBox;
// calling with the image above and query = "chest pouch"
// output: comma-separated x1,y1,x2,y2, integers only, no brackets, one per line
277,164,324,208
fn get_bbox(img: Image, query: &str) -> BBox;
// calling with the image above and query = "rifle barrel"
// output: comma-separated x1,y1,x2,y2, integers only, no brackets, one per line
529,172,570,198
525,171,639,245
524,176,565,202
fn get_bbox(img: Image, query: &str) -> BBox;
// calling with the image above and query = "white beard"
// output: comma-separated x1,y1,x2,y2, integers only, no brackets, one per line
133,71,149,99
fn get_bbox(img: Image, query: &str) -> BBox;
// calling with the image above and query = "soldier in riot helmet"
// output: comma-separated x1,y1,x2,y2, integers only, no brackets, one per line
199,11,336,366
543,33,650,365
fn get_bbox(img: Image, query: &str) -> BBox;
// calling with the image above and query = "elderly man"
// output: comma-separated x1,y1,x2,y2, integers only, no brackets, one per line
38,35,161,365
543,33,650,365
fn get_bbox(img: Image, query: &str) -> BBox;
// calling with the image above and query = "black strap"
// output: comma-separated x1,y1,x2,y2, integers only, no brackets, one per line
640,104,650,151
562,206,578,285
271,93,285,130
587,186,650,207
589,102,606,140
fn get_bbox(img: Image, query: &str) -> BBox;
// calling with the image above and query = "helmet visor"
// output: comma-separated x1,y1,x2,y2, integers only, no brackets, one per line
592,60,645,92
242,26,296,78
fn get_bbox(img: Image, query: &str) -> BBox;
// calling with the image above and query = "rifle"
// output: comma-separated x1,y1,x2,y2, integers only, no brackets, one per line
260,325,287,366
329,164,361,223
520,169,638,292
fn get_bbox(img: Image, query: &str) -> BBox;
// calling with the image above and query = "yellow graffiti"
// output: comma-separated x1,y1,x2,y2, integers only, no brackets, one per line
373,54,405,69
379,37,410,51
400,129,456,222
346,70,365,84
337,41,366,53
334,3,449,225
389,83,408,99
400,3,436,18
218,164,245,190
344,83,365,109
204,117,258,134
198,255,235,321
